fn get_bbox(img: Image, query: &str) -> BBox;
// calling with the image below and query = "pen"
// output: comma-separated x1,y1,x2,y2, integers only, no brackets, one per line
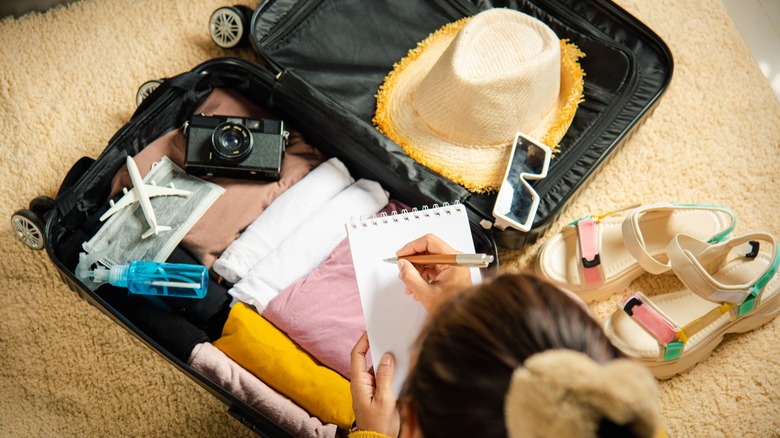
382,254,494,268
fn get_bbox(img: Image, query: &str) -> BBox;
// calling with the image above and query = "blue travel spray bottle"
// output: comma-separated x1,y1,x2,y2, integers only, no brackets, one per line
76,252,208,298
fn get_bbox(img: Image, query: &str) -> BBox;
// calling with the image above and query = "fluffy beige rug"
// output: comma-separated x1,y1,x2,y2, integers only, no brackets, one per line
0,0,778,436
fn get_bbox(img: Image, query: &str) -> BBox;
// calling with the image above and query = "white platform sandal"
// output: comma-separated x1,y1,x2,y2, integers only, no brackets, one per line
535,202,736,302
603,232,780,379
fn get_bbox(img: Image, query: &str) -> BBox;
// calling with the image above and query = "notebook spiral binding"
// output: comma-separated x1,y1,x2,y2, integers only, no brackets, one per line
348,201,463,229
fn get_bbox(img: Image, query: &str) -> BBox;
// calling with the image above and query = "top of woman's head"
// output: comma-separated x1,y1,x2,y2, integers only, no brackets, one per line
401,273,660,438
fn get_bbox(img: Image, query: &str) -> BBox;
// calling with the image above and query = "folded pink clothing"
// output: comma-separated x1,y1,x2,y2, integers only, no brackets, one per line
262,200,408,380
188,342,338,438
109,88,325,268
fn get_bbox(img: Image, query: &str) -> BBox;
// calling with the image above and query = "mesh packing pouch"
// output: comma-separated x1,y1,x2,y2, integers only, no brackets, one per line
83,156,225,267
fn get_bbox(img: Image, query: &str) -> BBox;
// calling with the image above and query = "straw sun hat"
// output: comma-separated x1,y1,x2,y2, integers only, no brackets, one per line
374,8,585,193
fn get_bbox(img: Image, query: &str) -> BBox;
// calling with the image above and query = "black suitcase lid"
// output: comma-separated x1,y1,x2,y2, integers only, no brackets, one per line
247,0,673,247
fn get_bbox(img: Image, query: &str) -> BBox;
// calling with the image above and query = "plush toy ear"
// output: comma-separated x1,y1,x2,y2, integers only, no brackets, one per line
504,350,660,438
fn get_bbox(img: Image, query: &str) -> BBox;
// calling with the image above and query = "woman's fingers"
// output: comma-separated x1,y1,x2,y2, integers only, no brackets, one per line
350,332,370,377
395,233,459,257
373,353,395,404
397,259,431,293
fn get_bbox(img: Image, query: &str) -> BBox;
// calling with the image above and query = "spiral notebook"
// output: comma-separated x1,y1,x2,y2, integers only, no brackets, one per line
346,203,482,397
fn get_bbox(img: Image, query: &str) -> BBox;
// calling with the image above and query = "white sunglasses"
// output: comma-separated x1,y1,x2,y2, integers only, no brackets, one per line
492,131,552,232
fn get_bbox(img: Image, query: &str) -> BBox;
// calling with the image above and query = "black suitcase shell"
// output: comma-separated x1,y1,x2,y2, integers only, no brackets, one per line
43,0,672,436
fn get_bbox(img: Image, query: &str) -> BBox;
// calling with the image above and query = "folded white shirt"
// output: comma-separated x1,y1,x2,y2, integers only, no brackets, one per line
213,157,354,284
228,178,389,312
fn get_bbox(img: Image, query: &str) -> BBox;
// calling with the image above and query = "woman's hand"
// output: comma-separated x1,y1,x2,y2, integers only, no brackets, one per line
350,332,400,436
395,233,473,312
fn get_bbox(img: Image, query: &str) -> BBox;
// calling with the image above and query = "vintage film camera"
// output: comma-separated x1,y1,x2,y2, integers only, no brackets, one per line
184,115,287,181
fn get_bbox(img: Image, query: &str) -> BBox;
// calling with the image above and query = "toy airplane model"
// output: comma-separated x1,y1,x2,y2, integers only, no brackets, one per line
99,156,190,239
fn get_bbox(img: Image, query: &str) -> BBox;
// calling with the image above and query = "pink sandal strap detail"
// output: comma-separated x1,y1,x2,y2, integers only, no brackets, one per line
622,293,679,345
576,218,603,287
571,204,642,288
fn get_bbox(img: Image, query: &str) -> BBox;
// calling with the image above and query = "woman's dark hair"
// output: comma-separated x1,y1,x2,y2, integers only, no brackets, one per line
400,273,624,438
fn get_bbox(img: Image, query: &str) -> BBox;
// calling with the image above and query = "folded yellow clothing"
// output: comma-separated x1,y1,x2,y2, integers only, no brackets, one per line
213,302,354,429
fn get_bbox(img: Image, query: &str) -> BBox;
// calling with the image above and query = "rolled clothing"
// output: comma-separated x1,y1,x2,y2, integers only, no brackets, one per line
229,178,389,312
161,247,232,341
213,303,354,430
213,157,355,284
263,200,408,379
96,286,208,361
189,342,338,438
108,88,325,269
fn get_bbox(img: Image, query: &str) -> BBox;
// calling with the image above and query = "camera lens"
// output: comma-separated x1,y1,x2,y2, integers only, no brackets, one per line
211,122,253,162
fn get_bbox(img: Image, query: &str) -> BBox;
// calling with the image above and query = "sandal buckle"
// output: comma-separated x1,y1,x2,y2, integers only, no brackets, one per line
664,341,685,361
745,241,759,259
582,254,601,269
738,294,757,317
623,296,642,316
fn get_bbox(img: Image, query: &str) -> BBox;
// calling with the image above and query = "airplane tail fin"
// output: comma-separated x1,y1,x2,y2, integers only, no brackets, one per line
142,225,171,239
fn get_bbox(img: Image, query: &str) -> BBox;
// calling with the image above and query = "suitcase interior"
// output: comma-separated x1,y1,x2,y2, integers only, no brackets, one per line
250,0,673,247
44,0,672,435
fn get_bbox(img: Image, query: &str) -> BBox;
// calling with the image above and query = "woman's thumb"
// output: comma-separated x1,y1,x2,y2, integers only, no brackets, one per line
374,353,395,401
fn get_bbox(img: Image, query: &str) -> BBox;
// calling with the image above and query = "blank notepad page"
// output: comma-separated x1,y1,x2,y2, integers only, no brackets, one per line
346,203,481,397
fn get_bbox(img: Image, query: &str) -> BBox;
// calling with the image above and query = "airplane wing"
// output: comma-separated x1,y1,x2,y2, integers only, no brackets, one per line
144,184,191,198
99,181,189,223
99,188,139,221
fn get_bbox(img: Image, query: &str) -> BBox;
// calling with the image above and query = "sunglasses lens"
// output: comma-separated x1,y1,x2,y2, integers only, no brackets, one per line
523,143,547,175
503,188,534,227
511,134,547,175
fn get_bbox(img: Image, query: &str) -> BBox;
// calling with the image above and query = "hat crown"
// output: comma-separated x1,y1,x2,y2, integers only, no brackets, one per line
411,9,561,147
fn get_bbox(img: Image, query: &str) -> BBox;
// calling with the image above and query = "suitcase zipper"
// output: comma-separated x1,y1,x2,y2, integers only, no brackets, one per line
255,0,322,72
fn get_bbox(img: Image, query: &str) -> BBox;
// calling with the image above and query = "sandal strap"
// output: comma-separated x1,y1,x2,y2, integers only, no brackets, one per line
571,204,641,287
576,218,603,287
622,292,736,361
621,203,736,275
667,233,779,304
622,292,679,345
621,202,680,275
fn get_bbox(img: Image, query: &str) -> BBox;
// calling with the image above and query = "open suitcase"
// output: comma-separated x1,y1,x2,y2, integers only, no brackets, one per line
24,0,671,436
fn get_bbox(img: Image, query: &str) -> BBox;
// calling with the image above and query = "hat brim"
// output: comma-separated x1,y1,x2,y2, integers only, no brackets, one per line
374,16,585,194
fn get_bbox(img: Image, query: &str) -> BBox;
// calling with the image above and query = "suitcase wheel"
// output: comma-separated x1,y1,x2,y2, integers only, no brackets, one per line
135,79,163,107
11,209,45,250
209,5,253,49
29,195,56,219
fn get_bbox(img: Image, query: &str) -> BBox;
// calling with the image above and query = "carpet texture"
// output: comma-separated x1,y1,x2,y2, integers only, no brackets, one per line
1,0,778,437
